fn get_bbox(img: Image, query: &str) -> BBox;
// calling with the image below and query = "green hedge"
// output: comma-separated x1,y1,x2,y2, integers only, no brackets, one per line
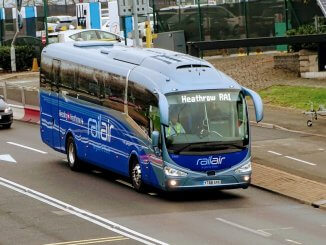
0,45,38,71
287,24,326,51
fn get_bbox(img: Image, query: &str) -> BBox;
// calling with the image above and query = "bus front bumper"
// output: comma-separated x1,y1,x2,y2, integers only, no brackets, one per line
163,173,251,191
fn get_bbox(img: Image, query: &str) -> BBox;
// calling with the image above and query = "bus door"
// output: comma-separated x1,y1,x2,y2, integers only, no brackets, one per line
51,59,61,150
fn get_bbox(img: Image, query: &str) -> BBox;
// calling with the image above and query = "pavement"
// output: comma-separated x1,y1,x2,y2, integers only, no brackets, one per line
249,105,326,210
0,71,37,81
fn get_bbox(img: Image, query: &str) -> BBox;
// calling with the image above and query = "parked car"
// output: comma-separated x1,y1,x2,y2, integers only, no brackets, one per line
48,29,134,46
0,95,13,129
47,16,75,33
159,4,244,41
55,19,78,32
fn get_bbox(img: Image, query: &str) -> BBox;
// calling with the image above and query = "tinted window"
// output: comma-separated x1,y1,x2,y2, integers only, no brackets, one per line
80,31,98,41
59,61,76,89
127,81,158,135
52,59,61,86
69,33,79,41
40,56,53,89
97,31,117,40
98,71,125,112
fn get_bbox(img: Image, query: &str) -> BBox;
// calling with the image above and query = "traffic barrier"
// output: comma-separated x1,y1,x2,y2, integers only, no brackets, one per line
22,107,40,124
10,104,40,124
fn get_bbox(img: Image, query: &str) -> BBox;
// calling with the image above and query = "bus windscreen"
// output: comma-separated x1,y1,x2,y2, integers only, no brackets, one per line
165,90,249,155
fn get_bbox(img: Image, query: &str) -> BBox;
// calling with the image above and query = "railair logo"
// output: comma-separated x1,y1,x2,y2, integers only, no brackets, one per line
88,116,114,142
196,156,226,166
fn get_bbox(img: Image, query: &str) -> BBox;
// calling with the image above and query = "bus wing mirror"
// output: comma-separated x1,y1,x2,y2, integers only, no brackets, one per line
242,87,264,123
151,131,160,148
159,93,169,126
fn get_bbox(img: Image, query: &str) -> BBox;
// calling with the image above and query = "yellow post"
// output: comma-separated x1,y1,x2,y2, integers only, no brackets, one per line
145,21,152,48
32,58,39,72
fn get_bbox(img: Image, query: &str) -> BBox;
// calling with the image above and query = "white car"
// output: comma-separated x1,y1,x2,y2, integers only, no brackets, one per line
47,16,75,33
48,29,133,46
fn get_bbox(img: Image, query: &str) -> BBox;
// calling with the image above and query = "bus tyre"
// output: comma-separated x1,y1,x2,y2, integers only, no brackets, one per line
66,136,82,171
130,160,146,193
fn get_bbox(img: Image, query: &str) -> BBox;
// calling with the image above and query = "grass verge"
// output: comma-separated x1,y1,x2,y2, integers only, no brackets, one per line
259,85,326,110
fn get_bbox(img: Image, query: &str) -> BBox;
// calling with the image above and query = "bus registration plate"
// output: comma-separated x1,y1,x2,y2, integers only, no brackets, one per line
203,180,221,186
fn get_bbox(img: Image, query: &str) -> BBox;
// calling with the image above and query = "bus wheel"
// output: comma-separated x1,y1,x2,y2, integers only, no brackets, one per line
130,159,146,193
66,136,82,171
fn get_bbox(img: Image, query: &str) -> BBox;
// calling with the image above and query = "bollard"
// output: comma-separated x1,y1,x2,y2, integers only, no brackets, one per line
21,87,26,106
3,81,7,101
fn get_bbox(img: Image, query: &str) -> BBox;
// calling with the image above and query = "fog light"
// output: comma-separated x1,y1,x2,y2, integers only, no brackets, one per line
243,175,250,182
170,180,177,186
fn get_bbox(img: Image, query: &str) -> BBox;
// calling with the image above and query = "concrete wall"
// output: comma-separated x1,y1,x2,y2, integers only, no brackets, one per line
274,53,300,75
274,50,319,77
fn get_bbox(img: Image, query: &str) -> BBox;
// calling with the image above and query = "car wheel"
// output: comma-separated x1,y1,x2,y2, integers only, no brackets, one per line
66,136,82,171
130,159,146,193
307,120,313,127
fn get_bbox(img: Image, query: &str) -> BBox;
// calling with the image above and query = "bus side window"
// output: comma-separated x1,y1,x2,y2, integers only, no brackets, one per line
60,61,74,90
52,59,61,88
40,56,52,90
100,73,125,113
127,81,158,136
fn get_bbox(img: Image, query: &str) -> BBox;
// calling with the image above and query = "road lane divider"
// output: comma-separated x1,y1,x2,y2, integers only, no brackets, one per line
285,239,302,245
7,142,48,154
216,218,272,237
267,151,317,166
267,151,282,156
0,177,169,245
284,156,316,166
44,236,129,245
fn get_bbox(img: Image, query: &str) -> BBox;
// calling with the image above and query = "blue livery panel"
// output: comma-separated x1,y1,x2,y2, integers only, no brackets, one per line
169,149,248,172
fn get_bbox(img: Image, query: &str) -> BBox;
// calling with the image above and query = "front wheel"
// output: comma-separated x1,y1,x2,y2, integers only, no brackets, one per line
66,136,83,171
130,160,146,193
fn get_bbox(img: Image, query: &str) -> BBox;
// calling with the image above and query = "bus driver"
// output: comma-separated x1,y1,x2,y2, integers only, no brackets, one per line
167,111,185,137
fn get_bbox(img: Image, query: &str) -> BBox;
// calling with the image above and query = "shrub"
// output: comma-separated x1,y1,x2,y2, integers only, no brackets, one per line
0,45,38,71
286,24,326,51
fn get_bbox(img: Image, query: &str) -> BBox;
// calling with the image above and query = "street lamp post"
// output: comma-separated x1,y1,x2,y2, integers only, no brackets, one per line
43,0,49,45
10,0,20,72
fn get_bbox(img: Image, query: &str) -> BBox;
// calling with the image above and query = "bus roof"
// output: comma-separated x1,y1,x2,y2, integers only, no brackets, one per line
42,41,242,95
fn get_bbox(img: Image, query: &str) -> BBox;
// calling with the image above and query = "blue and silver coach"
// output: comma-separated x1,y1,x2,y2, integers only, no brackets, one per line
40,42,263,192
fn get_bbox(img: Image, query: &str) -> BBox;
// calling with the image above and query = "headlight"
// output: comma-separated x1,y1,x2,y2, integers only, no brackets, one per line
235,161,252,174
4,107,12,113
164,166,187,177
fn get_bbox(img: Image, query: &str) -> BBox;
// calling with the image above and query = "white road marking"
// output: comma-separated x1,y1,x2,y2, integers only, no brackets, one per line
0,154,17,163
284,156,316,166
7,142,47,154
318,148,324,151
258,227,294,232
285,239,302,244
0,177,168,245
115,179,133,188
268,151,283,156
216,218,272,237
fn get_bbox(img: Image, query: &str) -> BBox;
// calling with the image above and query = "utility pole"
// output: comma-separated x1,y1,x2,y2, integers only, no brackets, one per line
10,0,20,72
44,0,49,45
132,0,140,47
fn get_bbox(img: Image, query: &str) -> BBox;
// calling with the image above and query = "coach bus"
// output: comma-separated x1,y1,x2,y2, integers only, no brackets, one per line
40,41,263,192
